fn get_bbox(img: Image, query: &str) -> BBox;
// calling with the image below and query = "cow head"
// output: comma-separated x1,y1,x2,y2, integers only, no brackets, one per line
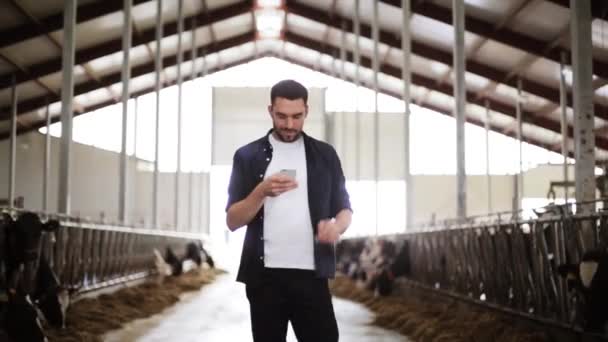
33,254,74,328
165,247,183,276
557,249,608,333
4,290,47,342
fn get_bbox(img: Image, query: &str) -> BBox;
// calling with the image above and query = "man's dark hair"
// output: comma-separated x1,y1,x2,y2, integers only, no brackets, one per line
270,79,308,105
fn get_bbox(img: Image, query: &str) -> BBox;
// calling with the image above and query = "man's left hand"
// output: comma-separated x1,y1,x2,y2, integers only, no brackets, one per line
317,219,341,244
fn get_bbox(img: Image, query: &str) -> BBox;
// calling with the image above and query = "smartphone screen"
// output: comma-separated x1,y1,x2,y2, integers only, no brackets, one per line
280,169,296,178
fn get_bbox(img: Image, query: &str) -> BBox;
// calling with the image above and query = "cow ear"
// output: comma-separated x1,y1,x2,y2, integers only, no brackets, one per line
557,263,578,278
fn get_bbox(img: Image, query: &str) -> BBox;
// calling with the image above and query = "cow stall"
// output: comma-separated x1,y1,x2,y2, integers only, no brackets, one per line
0,207,215,342
336,201,608,341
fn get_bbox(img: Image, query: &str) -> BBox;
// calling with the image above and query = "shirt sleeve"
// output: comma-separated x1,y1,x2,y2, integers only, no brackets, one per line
330,148,352,217
226,150,248,212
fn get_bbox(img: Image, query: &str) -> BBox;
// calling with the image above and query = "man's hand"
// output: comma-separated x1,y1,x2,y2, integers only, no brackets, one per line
260,173,298,197
317,219,342,244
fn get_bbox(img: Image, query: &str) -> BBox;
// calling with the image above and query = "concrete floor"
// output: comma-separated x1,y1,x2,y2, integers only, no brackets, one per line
104,274,409,342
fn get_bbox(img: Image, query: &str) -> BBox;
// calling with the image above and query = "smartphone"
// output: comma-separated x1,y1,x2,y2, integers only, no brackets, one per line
280,169,296,178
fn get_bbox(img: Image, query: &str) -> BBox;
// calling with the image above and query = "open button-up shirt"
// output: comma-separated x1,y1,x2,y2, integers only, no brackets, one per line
226,130,352,285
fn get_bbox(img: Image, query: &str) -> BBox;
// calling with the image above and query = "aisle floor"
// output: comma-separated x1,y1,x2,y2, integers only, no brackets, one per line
104,274,409,342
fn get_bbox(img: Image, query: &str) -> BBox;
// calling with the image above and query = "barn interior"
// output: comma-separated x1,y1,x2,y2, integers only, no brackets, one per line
1,0,608,341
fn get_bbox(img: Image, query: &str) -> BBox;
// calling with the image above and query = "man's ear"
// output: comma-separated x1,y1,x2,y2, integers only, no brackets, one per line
268,105,273,115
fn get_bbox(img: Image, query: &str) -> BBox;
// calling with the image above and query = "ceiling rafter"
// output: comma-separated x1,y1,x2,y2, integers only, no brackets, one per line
378,0,608,79
284,1,608,121
282,31,608,150
0,0,154,50
0,31,255,120
0,0,253,90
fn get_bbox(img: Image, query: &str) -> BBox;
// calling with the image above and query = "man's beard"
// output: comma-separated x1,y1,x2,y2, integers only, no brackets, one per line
273,125,301,142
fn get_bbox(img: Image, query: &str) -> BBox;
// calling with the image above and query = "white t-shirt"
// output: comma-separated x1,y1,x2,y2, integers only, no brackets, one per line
263,133,315,270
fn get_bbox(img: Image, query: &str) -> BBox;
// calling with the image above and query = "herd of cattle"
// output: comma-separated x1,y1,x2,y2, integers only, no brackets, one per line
0,211,214,342
336,236,608,335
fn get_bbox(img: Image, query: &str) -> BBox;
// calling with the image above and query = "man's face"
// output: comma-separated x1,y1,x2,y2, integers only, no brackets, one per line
268,97,308,142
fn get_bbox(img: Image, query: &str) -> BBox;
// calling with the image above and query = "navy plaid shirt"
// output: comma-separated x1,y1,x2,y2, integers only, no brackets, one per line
226,129,352,285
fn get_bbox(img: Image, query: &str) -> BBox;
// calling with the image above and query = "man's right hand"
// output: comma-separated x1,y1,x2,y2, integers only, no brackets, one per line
260,173,298,197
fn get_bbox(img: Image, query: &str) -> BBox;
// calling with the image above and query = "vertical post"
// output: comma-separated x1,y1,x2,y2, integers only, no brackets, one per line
43,99,51,212
485,100,492,213
175,0,184,230
571,0,596,249
402,0,412,230
153,0,163,227
203,172,211,235
58,0,77,214
189,15,198,232
119,0,133,224
559,52,569,203
354,0,361,182
372,0,380,235
453,0,466,220
8,76,17,208
340,20,347,168
516,77,523,213
133,97,138,157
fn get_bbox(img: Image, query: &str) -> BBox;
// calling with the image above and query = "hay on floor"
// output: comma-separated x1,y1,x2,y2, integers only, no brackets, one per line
46,268,225,342
329,276,551,342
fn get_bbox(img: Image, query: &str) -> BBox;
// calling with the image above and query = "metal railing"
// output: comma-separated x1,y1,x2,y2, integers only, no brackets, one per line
339,200,608,329
1,207,209,293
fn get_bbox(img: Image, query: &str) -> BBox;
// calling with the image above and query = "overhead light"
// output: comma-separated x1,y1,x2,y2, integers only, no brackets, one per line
255,8,284,39
257,0,282,7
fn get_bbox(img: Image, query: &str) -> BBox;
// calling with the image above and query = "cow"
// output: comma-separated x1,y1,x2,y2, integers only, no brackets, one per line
557,248,608,334
1,211,67,341
184,241,215,270
155,241,216,277
33,254,74,328
375,240,411,296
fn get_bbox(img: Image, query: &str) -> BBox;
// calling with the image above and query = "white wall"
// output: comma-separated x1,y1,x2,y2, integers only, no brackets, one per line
0,132,209,231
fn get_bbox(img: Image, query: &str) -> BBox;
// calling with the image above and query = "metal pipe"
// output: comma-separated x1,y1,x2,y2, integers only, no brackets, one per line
484,100,492,213
153,0,163,228
559,53,569,203
453,0,466,220
516,77,523,211
372,0,380,235
189,15,198,232
58,0,77,214
570,0,596,249
340,19,347,168
175,0,184,230
402,0,412,230
354,0,361,182
119,0,133,224
9,75,17,208
43,99,51,212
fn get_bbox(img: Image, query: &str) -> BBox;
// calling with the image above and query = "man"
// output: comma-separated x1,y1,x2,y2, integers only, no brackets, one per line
226,79,352,342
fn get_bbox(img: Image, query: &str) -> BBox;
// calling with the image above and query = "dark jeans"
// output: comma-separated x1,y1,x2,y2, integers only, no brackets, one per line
245,268,339,342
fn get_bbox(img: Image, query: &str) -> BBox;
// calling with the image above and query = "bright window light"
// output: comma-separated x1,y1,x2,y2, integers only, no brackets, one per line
257,0,281,7
255,9,284,38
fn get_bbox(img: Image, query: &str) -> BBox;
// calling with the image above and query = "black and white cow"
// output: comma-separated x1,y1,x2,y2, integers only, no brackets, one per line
375,240,411,296
184,241,215,269
557,248,608,334
1,212,65,341
155,241,215,277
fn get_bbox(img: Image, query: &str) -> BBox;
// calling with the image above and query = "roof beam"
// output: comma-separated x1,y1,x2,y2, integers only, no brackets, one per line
378,0,608,80
283,31,608,151
0,53,260,141
0,31,255,120
0,0,253,90
275,53,574,158
0,0,153,50
285,1,608,121
545,0,608,20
